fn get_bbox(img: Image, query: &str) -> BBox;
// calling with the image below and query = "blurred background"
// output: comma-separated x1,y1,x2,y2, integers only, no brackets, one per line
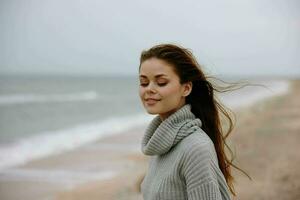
0,0,299,200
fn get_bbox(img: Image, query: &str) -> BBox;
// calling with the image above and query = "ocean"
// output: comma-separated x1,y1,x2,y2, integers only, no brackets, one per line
0,75,290,170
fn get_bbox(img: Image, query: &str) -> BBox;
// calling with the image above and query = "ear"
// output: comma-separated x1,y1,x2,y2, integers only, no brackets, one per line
182,81,193,97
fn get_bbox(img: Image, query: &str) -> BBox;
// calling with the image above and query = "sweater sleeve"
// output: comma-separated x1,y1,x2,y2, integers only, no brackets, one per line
181,139,228,200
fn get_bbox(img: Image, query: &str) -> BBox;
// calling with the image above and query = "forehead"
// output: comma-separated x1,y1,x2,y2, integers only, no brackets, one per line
139,58,177,78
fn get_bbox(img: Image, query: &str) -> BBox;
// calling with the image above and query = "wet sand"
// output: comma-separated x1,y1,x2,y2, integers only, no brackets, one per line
0,79,299,200
0,125,148,200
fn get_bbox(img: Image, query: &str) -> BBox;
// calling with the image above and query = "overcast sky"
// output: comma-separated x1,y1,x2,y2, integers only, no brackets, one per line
0,0,299,77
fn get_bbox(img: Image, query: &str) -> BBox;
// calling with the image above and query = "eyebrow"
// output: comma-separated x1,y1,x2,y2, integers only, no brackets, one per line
139,74,168,78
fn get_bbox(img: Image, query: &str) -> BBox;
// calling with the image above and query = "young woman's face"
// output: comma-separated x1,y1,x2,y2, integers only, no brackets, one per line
139,58,192,120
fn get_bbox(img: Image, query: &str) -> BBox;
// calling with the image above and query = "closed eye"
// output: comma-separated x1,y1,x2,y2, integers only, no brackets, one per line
157,82,167,86
139,82,168,87
140,83,148,87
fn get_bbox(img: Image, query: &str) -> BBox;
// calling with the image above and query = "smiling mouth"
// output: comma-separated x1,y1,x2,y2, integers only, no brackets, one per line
145,98,160,105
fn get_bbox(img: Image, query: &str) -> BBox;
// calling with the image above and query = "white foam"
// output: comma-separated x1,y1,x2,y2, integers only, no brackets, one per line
0,114,151,170
0,91,100,105
0,168,117,188
0,80,290,171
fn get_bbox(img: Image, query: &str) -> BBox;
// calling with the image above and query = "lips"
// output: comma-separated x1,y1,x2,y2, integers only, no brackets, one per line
145,98,160,105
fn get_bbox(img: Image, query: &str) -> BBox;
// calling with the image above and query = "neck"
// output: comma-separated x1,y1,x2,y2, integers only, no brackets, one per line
159,100,186,121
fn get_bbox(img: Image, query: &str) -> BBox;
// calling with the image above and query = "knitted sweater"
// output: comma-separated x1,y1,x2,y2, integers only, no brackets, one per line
141,104,232,200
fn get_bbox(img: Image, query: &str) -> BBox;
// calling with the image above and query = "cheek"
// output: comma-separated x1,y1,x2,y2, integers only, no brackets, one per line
139,87,145,98
161,85,182,99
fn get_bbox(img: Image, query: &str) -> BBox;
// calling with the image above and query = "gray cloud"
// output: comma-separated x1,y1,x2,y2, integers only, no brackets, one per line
0,0,299,77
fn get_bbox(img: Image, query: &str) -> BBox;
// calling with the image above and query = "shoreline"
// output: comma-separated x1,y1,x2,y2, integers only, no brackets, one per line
0,79,290,171
0,79,298,200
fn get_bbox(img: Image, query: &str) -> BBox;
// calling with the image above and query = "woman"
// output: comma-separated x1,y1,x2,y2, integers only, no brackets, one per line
138,44,248,199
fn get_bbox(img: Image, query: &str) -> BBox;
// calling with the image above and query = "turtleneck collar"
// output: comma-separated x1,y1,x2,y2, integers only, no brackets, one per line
141,104,202,155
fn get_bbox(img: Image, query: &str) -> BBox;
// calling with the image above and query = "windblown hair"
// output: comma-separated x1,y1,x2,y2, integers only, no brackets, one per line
139,43,251,196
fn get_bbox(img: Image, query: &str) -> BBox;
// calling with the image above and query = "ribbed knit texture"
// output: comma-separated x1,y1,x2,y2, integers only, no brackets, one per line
141,104,232,200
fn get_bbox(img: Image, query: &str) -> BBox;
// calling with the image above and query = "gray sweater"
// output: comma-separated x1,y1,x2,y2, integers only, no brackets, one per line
141,104,232,200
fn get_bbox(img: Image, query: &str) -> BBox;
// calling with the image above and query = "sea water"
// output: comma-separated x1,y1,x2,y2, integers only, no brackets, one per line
0,75,289,170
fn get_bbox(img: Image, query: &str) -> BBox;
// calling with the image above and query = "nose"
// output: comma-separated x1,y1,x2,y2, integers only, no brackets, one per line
145,82,157,94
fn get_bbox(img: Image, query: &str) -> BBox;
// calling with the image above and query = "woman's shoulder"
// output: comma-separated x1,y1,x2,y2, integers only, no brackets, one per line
178,128,217,159
181,128,214,148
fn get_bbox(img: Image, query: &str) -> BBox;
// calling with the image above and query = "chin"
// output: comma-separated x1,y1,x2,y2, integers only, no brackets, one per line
146,111,158,115
143,104,161,115
145,108,159,115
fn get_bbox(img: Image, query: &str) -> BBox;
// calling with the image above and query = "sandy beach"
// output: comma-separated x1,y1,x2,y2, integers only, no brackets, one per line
0,79,299,200
231,79,300,200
